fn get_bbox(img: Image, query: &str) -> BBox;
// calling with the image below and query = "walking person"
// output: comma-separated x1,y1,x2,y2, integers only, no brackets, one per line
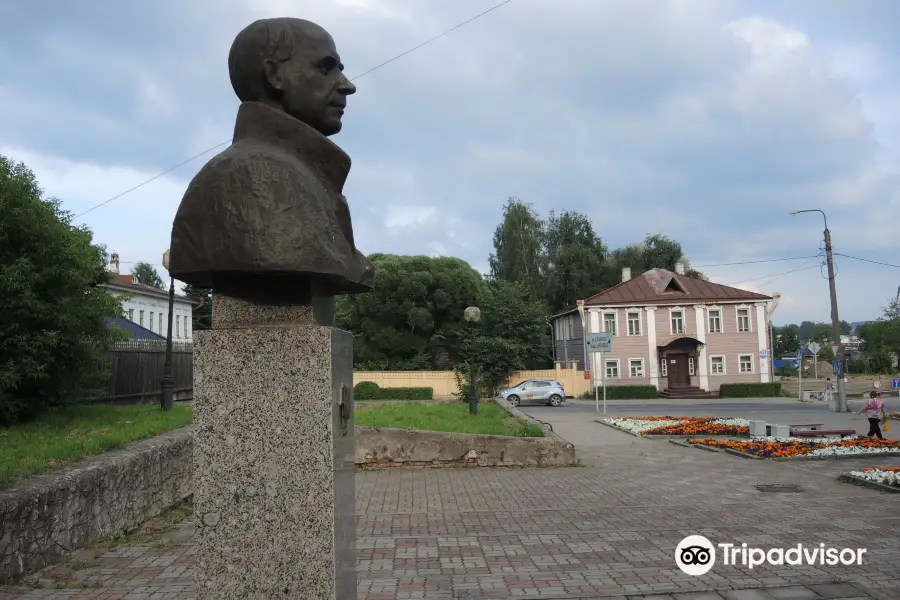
823,377,835,403
857,390,885,439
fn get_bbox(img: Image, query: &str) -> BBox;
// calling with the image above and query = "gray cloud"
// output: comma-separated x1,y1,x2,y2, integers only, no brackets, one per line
1,0,897,324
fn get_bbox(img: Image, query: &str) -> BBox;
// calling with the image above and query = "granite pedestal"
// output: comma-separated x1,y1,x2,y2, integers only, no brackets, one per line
193,295,356,599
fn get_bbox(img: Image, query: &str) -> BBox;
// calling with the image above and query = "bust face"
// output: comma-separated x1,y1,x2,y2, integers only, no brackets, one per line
275,24,356,136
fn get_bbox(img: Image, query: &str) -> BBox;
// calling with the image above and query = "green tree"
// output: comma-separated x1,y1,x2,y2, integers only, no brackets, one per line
773,324,801,357
840,320,853,335
488,197,544,299
132,261,164,289
858,298,900,373
336,254,485,370
0,155,125,425
602,234,704,287
541,210,607,311
183,284,212,331
455,279,552,393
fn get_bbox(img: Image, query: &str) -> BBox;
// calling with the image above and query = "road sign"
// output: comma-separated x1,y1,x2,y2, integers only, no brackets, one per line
892,378,900,389
832,360,841,376
585,332,612,352
874,380,881,388
831,344,840,355
807,342,821,355
759,349,767,360
796,348,804,359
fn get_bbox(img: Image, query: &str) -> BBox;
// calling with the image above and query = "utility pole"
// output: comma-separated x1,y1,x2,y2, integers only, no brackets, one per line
790,209,847,412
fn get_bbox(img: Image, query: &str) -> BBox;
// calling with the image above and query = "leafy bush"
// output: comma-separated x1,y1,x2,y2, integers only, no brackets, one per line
353,381,433,401
581,385,659,400
353,381,382,400
1,155,125,425
718,382,782,398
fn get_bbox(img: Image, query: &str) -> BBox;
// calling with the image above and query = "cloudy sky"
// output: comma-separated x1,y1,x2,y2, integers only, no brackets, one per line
2,0,898,326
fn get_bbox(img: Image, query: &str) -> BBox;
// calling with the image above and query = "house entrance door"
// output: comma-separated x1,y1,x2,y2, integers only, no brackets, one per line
667,354,690,387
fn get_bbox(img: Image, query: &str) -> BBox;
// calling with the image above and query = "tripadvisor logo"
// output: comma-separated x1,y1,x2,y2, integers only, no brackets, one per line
675,535,867,576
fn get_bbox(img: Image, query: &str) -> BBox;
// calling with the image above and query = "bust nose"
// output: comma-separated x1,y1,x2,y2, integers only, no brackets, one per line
337,74,356,96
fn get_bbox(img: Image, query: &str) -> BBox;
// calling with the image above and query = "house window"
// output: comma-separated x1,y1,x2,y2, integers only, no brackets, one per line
739,354,754,373
660,359,668,377
627,311,641,336
737,308,751,332
670,310,684,334
176,316,180,339
605,360,620,379
710,356,725,374
128,309,134,321
159,313,163,334
629,359,644,378
555,320,563,340
139,310,144,327
689,357,695,375
184,316,189,337
566,315,575,339
708,309,721,333
603,312,617,336
149,312,154,332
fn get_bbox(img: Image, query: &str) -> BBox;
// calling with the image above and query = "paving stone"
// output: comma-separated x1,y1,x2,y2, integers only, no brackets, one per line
672,592,727,600
807,583,874,598
721,590,779,600
765,586,825,599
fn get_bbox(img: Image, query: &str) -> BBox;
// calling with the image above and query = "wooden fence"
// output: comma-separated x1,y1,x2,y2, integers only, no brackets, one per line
85,340,194,404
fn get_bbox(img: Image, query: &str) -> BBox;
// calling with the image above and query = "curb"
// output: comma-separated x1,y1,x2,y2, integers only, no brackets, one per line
668,439,724,453
837,473,900,494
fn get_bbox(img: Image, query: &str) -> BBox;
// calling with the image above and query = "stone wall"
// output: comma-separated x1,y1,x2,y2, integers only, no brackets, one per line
355,399,576,468
0,428,192,582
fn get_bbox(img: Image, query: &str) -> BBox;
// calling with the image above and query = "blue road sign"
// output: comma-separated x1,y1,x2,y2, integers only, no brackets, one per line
893,377,900,389
796,348,804,359
832,360,841,376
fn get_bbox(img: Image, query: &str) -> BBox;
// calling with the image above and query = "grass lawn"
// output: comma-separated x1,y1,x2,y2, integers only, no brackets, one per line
0,403,193,487
355,401,544,437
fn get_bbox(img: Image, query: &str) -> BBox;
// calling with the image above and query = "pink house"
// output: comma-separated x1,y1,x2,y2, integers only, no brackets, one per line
551,264,774,397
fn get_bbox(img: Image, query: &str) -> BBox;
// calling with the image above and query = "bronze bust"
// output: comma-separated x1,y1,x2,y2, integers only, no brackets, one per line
169,18,374,321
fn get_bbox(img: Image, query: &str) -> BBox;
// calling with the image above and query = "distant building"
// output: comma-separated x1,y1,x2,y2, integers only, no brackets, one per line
101,253,195,341
550,263,774,396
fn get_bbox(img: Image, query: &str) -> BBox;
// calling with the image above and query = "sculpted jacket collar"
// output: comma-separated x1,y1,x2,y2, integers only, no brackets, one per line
232,101,352,194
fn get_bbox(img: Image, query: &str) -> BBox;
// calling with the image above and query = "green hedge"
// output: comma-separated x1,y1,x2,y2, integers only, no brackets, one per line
353,382,433,401
581,385,659,400
718,382,782,398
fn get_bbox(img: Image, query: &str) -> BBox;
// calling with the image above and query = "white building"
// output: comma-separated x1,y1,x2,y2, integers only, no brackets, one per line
102,253,195,341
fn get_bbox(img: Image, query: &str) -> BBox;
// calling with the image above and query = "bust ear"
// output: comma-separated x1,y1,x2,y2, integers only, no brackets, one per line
263,58,283,92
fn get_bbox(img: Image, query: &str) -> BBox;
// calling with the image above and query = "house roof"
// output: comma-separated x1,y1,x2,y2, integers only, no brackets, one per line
583,268,772,307
104,315,166,340
102,273,196,304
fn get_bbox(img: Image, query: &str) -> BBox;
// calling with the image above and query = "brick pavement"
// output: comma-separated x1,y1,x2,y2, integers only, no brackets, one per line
2,407,899,600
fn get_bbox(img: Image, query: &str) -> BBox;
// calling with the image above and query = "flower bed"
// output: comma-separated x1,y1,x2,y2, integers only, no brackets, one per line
686,437,900,458
601,416,749,436
848,466,900,487
888,412,900,420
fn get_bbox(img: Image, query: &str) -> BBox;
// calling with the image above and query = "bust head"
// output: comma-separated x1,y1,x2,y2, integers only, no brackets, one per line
228,18,356,136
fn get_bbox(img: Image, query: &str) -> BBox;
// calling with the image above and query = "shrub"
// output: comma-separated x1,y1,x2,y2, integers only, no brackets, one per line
354,381,381,400
581,385,659,400
774,364,798,377
353,381,433,401
718,382,782,398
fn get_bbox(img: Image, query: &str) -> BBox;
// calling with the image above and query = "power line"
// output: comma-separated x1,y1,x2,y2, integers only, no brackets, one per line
693,255,820,268
73,1,515,220
721,255,823,287
834,252,900,268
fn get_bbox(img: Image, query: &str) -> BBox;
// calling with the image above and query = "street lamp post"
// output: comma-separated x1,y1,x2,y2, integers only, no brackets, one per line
789,209,847,412
160,250,176,412
464,306,481,416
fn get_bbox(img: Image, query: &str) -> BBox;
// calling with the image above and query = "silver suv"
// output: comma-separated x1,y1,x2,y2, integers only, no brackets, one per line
496,379,567,407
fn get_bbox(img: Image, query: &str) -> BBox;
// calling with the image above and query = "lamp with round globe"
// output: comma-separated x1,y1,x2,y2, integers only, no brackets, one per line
464,306,481,415
160,250,176,412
